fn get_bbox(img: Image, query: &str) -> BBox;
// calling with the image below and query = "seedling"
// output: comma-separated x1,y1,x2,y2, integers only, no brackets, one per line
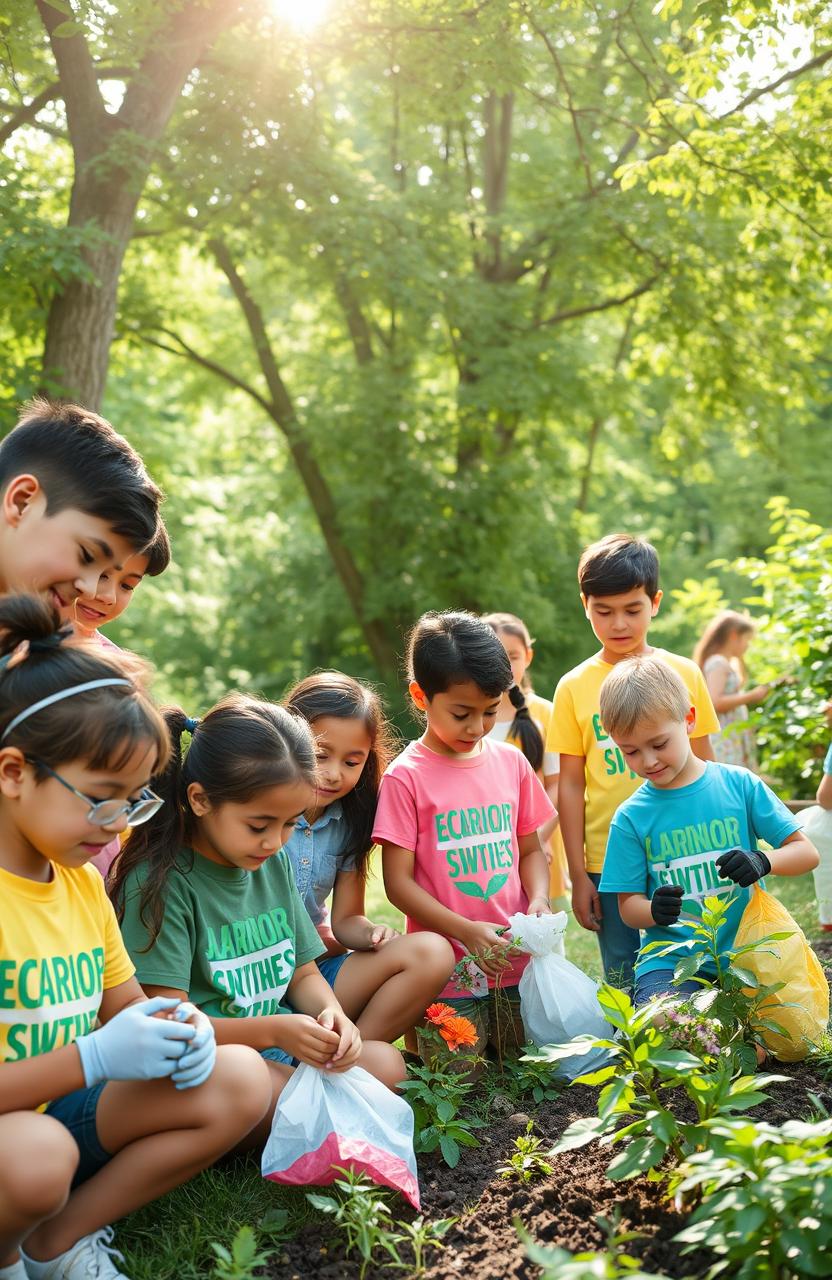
306,1169,402,1280
401,1058,486,1167
499,1120,554,1184
392,1215,456,1276
210,1225,273,1280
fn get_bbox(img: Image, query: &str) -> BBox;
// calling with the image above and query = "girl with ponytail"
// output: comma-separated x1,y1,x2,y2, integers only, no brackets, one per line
112,694,404,1158
482,613,567,901
0,595,269,1280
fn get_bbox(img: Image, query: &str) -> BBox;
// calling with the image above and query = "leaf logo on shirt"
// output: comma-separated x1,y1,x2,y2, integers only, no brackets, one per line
454,873,509,902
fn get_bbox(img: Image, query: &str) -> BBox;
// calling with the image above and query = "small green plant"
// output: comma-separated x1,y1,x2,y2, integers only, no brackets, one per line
539,984,786,1182
503,1047,562,1104
499,1120,554,1184
210,1225,273,1280
400,1059,486,1167
306,1169,401,1280
674,1116,832,1277
519,1213,665,1279
392,1215,456,1276
643,893,795,1066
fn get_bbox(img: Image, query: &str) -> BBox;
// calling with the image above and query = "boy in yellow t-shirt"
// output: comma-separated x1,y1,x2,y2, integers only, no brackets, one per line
545,533,719,990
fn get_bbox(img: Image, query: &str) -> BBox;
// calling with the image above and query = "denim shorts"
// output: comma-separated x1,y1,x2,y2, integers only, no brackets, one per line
261,1046,296,1066
634,969,703,1006
44,1082,110,1187
317,952,351,987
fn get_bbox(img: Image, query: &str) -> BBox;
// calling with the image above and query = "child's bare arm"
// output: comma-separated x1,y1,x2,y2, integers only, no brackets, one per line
518,831,551,913
691,735,715,761
759,830,818,876
559,754,600,931
331,868,398,950
618,891,654,931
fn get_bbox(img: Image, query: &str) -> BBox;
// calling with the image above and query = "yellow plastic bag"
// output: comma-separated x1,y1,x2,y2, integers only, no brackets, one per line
734,884,829,1061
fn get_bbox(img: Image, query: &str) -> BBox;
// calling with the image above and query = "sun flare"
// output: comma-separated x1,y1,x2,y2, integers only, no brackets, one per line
270,0,330,34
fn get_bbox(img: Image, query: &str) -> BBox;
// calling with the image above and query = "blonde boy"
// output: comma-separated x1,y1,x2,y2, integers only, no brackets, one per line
598,656,818,1004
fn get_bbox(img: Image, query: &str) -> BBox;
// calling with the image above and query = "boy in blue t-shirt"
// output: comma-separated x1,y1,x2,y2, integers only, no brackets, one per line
598,655,819,1005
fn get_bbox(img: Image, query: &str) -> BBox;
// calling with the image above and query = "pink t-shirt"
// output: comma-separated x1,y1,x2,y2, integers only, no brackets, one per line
372,737,555,998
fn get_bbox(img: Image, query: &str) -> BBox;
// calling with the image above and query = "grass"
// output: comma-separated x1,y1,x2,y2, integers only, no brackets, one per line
114,857,826,1277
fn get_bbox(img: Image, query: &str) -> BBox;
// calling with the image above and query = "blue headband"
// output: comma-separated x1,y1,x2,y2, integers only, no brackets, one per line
1,679,132,742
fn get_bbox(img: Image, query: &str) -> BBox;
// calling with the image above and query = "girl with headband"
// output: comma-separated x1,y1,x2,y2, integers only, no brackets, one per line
0,595,270,1280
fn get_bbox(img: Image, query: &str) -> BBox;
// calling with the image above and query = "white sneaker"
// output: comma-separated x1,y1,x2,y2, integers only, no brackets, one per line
22,1228,130,1279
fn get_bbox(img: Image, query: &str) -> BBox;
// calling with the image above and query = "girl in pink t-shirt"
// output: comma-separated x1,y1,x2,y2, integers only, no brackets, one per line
373,610,554,1058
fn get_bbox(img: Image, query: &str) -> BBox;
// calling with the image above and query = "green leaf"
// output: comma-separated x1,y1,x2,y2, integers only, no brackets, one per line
439,1134,460,1167
551,1116,606,1153
483,872,509,900
607,1136,666,1179
453,880,486,899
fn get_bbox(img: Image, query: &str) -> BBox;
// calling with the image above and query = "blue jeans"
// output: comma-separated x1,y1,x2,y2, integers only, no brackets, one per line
634,969,703,1006
589,873,640,994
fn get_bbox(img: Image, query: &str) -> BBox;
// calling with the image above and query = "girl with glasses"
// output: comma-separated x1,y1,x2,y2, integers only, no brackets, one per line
0,594,271,1280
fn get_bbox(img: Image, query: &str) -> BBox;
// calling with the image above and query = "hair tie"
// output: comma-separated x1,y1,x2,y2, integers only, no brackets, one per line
30,627,72,654
183,716,200,734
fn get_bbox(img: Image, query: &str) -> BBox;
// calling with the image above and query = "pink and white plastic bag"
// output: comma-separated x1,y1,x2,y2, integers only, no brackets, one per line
261,1064,420,1209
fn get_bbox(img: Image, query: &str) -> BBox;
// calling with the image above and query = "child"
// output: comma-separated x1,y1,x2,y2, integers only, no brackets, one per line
65,525,171,648
61,527,171,878
375,611,555,1058
597,655,819,1005
818,700,832,810
0,595,270,1280
0,399,164,604
112,695,405,1154
482,612,567,899
693,611,771,769
282,673,455,1043
547,533,720,991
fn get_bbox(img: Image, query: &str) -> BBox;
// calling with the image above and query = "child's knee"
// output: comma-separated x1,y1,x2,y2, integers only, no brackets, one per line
197,1045,272,1131
0,1114,78,1221
359,1040,407,1090
406,933,456,980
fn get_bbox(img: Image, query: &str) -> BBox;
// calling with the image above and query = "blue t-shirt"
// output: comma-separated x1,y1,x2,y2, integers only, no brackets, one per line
824,743,832,774
283,803,357,926
600,762,800,978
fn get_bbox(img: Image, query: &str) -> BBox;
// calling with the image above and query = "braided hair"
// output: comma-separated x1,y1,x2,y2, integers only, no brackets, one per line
483,612,544,772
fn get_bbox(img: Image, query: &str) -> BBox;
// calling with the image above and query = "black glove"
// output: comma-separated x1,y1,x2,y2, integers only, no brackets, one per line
715,847,771,887
651,883,684,926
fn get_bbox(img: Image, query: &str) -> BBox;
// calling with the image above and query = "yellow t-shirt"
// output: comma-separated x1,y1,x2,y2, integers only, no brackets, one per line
546,648,720,874
0,861,135,1071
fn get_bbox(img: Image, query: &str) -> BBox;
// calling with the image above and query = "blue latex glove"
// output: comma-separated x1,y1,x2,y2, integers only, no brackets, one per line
75,996,196,1088
168,1002,216,1090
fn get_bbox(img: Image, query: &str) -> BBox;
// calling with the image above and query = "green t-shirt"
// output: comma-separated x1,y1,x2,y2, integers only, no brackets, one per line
119,848,325,1019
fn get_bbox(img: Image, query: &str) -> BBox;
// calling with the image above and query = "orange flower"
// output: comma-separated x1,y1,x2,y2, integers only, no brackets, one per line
425,1002,457,1027
437,1015,479,1053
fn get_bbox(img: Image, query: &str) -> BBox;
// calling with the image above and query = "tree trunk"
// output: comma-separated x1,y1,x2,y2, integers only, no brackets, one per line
42,174,143,408
36,0,242,410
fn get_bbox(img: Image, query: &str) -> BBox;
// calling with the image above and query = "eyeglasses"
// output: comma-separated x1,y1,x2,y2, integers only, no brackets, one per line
27,758,164,828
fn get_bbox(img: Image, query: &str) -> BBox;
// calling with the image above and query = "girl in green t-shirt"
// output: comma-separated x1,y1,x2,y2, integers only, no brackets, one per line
112,694,405,1153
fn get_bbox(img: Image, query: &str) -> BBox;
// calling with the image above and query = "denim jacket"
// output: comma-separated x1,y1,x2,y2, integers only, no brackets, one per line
283,802,354,925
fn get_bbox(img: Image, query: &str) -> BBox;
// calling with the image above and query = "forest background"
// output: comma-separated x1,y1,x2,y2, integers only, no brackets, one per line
1,0,830,789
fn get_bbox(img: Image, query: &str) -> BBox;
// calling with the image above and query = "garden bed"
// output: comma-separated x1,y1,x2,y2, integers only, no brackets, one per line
265,1050,831,1280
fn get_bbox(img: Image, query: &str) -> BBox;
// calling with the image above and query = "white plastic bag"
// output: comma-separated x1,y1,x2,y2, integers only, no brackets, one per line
803,805,832,929
261,1064,420,1208
508,911,611,1080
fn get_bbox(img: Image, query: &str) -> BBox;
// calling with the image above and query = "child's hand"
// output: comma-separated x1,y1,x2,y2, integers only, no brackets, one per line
462,921,512,976
650,884,684,926
747,684,771,705
367,922,398,949
274,1014,341,1067
572,873,602,932
526,896,551,916
715,847,771,887
168,1002,216,1089
317,1006,362,1071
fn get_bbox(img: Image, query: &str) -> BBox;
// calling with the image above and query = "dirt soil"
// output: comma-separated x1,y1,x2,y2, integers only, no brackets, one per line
267,1049,832,1280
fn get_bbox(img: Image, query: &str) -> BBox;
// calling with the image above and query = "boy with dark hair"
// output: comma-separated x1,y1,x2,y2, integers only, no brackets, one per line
0,398,164,605
545,533,719,990
598,655,818,1006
